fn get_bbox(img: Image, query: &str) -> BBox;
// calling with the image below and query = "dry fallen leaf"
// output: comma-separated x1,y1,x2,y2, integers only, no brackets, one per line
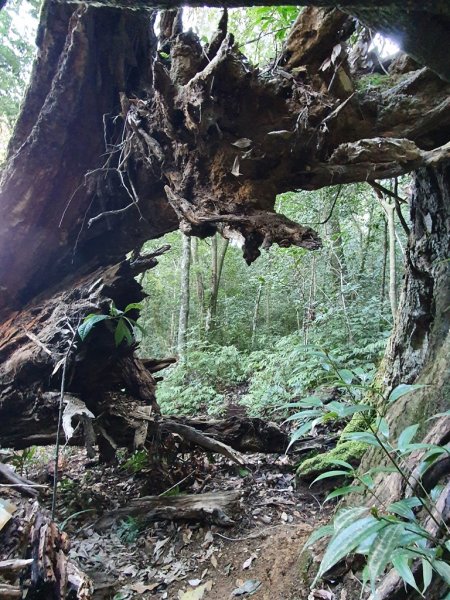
178,581,212,600
231,579,262,596
232,138,252,149
308,590,335,600
242,554,257,570
210,553,218,568
0,499,16,532
128,581,160,593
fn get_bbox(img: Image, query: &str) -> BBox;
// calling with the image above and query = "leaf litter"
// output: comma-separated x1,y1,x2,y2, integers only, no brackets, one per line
20,443,338,599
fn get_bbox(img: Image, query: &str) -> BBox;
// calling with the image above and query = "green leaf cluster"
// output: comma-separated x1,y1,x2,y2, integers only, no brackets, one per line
78,302,144,347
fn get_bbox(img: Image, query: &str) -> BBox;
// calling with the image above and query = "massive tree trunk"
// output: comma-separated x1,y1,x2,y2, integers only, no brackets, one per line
368,164,450,494
0,2,449,469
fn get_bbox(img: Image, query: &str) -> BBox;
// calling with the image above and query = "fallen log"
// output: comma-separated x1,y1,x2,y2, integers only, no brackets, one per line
165,416,338,455
96,490,241,530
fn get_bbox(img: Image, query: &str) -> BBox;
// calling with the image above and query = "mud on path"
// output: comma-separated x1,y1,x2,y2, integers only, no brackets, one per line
31,447,334,600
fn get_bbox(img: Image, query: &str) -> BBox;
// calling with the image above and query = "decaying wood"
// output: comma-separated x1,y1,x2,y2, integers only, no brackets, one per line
0,583,21,599
0,501,92,599
96,490,241,530
155,417,245,466
0,0,448,505
1,4,449,319
46,1,450,83
166,416,337,455
0,249,171,455
141,356,177,374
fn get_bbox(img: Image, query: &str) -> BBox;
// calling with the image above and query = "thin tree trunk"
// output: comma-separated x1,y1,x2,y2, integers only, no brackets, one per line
325,196,347,289
379,213,388,327
206,235,229,332
191,237,205,324
303,255,317,345
380,198,398,319
251,284,263,348
358,201,374,277
177,234,191,360
265,286,270,331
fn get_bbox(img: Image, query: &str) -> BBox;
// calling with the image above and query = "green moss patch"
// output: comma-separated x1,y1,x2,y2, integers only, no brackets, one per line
296,440,367,480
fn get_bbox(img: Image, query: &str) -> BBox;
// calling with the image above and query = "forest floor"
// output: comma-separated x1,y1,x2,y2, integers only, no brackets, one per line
16,443,341,600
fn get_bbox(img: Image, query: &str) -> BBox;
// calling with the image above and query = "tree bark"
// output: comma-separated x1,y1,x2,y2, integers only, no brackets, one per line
0,1,449,469
47,1,450,82
177,233,191,359
191,237,205,314
359,164,450,512
206,234,229,331
379,197,398,319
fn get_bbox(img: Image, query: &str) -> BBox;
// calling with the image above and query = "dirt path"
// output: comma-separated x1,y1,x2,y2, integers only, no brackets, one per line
36,447,332,600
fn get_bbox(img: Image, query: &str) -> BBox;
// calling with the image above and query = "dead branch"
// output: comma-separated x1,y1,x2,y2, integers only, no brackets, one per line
0,465,41,498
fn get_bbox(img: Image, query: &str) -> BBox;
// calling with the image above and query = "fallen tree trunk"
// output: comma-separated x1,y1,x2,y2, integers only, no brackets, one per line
163,416,337,455
95,490,242,529
0,3,449,458
0,248,170,458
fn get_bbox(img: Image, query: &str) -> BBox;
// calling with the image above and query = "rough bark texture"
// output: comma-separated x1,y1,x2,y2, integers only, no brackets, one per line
0,5,449,598
365,165,450,501
0,1,449,460
1,5,449,318
95,490,242,529
0,0,449,509
49,1,450,82
0,500,92,599
342,165,450,599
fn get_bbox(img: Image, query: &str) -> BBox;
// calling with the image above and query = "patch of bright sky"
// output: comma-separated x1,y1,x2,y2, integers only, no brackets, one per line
370,32,399,59
11,0,38,45
183,7,399,64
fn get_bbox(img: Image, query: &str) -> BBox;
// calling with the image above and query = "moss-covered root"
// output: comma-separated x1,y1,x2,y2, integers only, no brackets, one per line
296,440,367,480
297,411,372,480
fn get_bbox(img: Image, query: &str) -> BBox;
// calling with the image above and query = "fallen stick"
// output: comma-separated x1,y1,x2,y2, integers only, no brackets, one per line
165,420,245,466
0,465,41,498
0,559,33,573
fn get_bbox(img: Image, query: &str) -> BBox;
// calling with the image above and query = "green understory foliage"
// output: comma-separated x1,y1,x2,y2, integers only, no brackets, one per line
285,359,450,595
157,342,248,416
295,374,450,596
140,182,406,418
